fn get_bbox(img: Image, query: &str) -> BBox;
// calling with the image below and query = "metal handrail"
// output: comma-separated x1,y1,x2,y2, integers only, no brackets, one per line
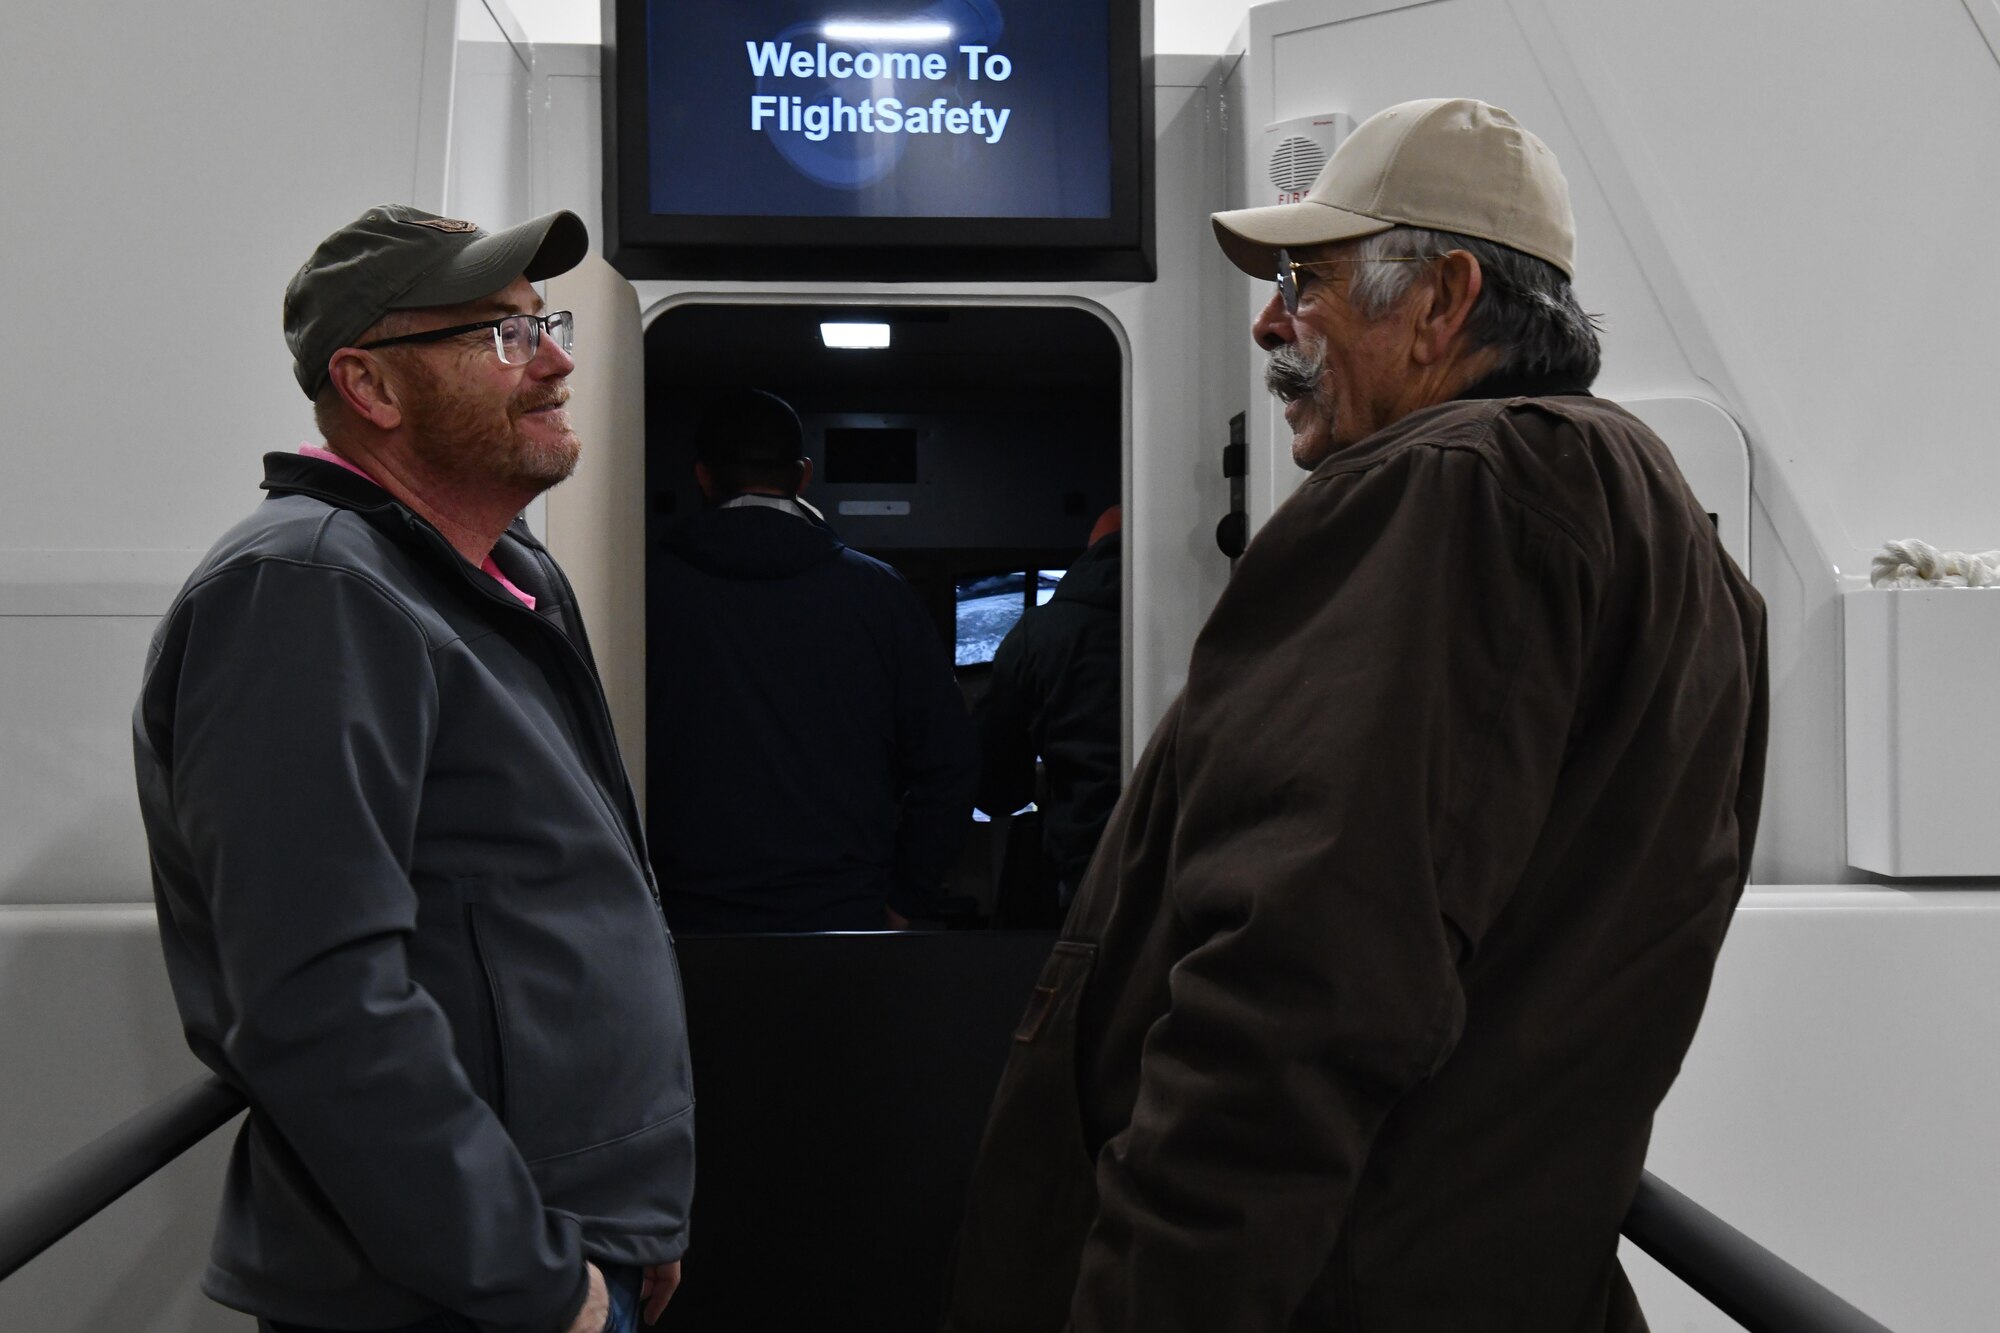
1624,1169,1895,1333
0,1079,1895,1331
0,1073,245,1282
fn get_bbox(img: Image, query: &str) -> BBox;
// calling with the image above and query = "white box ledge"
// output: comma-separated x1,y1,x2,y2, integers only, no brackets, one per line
1844,587,2000,876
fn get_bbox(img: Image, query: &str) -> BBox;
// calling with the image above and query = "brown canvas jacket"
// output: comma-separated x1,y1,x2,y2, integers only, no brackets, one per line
943,386,1769,1333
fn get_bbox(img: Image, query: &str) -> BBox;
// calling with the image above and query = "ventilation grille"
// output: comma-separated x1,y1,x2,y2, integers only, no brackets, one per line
1268,135,1329,194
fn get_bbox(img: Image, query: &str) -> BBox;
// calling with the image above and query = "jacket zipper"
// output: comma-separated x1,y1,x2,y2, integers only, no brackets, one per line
269,472,660,895
438,527,695,1109
426,524,655,890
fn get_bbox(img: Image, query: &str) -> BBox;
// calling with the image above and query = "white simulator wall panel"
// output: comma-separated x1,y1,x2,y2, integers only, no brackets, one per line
0,0,541,913
1545,0,2000,571
0,0,472,917
448,7,534,232
1629,889,2000,1333
1619,396,1750,574
0,2,540,1320
0,908,243,1331
1231,0,1720,533
544,257,649,807
0,1,448,556
533,64,604,223
0,5,533,1320
0,618,158,904
500,0,1264,59
1513,0,2000,884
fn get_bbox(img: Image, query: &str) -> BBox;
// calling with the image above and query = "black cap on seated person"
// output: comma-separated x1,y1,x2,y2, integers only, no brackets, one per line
694,388,805,468
283,204,589,399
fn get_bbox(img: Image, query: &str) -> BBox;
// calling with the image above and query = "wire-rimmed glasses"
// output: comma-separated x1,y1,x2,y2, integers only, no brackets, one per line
1275,249,1430,315
357,310,575,365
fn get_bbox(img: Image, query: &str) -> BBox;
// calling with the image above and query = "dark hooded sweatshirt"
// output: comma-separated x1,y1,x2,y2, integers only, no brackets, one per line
974,531,1123,892
649,501,977,932
943,379,1768,1333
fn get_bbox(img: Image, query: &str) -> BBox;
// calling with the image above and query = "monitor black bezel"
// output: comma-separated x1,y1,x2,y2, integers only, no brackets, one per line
603,0,1154,282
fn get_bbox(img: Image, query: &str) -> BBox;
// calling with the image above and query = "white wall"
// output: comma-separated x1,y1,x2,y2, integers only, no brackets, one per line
1,4,442,557
1157,0,1260,53
1540,0,2000,572
0,908,237,1331
507,0,601,47
0,2,529,1327
1628,887,2000,1333
0,0,537,914
506,0,1262,55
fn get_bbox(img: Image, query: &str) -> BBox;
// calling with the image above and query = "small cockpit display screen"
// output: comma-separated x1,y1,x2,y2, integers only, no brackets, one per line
824,427,919,484
955,569,1063,667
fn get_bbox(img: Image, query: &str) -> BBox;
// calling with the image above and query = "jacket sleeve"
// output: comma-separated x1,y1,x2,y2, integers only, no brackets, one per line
162,559,589,1333
971,620,1041,819
1069,442,1596,1332
884,579,979,918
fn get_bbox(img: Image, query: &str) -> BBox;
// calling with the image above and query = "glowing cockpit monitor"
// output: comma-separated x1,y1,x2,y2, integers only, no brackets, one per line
954,568,1063,667
605,0,1152,281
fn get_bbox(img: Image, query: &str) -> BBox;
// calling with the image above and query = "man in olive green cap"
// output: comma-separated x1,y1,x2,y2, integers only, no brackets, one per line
135,205,692,1333
945,98,1768,1332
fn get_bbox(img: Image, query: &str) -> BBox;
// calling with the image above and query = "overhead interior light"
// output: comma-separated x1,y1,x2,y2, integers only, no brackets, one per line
821,321,892,350
822,20,955,43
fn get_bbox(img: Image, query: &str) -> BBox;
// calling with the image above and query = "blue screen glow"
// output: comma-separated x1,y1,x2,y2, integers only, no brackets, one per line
646,0,1113,220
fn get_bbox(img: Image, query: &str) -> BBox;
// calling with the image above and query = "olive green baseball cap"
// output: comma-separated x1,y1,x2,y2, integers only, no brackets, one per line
283,204,589,398
1212,98,1576,281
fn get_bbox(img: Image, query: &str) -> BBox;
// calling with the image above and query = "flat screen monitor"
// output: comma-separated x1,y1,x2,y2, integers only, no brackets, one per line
824,426,919,484
605,0,1152,280
955,569,1063,667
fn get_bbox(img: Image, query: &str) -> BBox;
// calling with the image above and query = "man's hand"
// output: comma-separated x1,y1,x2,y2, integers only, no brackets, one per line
641,1260,682,1325
884,907,912,930
564,1262,608,1333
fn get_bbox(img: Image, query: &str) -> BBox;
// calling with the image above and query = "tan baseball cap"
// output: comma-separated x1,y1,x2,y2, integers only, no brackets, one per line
1212,98,1576,281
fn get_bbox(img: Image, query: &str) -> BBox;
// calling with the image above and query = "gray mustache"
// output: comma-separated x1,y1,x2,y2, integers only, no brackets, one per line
1265,344,1323,401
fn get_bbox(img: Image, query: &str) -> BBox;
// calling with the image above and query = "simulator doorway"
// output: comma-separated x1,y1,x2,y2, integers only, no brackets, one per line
642,300,1125,929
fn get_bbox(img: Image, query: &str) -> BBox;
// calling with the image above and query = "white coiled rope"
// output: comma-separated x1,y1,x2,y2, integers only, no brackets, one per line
1870,539,2000,588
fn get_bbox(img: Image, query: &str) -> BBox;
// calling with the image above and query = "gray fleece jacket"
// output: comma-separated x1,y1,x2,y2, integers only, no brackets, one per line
133,452,694,1333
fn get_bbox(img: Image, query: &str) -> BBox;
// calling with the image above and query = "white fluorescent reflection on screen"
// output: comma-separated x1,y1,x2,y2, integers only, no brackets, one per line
822,20,955,43
820,322,892,350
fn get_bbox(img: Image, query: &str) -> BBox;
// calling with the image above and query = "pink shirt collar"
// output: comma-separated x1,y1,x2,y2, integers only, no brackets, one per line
298,444,537,610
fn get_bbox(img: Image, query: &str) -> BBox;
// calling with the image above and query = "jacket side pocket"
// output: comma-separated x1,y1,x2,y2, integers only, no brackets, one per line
941,939,1100,1333
464,905,512,1124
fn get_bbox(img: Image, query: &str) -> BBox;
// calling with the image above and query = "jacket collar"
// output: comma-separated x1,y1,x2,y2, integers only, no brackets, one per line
1304,366,1600,484
261,449,400,511
1450,365,1594,402
1051,531,1121,610
259,451,550,558
716,491,828,524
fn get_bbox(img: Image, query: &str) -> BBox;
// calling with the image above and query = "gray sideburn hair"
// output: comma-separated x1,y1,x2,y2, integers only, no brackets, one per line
1342,226,1603,386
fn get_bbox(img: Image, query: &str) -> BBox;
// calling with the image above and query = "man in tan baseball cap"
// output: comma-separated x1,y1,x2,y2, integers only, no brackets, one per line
942,98,1768,1333
1213,95,1596,470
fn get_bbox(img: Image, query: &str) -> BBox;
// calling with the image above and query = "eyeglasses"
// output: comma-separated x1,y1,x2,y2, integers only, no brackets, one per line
1275,248,1430,315
357,310,575,365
